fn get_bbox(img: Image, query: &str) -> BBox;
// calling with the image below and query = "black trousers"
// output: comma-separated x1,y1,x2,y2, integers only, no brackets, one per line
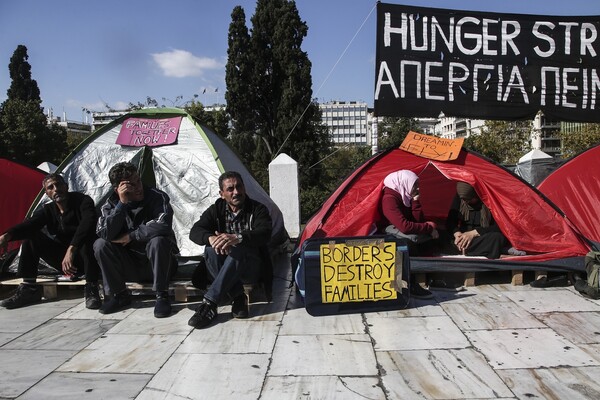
466,231,507,259
18,231,100,282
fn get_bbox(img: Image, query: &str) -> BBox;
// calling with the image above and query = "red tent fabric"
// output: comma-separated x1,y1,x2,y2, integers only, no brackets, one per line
299,148,590,266
538,144,600,246
0,159,45,252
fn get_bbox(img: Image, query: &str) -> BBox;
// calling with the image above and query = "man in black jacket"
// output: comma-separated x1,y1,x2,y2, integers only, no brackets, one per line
93,162,178,318
0,173,101,309
188,171,272,329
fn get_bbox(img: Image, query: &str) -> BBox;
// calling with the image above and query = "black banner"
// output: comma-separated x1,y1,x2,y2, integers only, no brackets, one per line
375,3,600,121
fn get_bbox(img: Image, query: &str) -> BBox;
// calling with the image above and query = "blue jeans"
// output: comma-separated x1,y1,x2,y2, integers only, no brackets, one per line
204,246,262,304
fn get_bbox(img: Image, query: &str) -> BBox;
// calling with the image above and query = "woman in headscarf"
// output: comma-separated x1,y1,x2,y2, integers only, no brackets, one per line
445,181,507,259
380,170,439,299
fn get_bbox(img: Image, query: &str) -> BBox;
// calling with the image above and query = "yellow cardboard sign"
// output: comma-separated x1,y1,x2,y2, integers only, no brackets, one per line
320,241,397,303
400,131,464,161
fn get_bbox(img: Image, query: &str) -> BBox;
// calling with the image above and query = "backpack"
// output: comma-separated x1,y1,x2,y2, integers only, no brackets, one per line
582,251,600,299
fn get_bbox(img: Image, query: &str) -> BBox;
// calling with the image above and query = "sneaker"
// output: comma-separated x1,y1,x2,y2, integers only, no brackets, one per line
84,283,102,310
154,291,171,318
99,290,132,314
410,283,434,299
507,247,526,256
0,283,42,309
231,293,249,319
188,299,217,328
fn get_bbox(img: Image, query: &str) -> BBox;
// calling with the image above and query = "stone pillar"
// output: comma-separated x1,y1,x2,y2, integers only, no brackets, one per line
269,153,300,239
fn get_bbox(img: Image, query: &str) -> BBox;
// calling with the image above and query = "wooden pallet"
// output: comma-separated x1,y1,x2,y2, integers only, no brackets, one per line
0,278,200,302
415,269,529,288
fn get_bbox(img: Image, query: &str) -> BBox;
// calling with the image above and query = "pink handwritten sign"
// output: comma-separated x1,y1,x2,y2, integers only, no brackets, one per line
116,116,182,147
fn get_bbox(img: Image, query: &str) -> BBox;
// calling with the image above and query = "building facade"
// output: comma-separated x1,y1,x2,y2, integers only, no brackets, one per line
319,101,370,146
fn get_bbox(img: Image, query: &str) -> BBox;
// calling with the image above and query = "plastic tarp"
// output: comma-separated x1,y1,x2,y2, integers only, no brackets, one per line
538,144,600,247
298,148,591,268
32,108,287,257
0,159,46,252
514,149,562,186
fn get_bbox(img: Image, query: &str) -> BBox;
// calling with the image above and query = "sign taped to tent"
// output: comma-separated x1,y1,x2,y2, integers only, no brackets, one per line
400,131,463,160
116,116,182,147
374,3,600,121
320,239,397,303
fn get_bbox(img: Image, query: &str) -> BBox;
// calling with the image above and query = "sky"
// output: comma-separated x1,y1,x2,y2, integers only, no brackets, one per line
0,0,599,123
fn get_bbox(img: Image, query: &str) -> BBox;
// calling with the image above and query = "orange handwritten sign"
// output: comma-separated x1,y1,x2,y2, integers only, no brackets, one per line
400,131,464,161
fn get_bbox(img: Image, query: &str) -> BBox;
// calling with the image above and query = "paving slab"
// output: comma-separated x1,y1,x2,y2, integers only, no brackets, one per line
270,334,378,376
378,348,514,399
373,302,447,317
17,372,152,400
0,349,77,398
279,307,365,335
368,315,470,351
137,353,269,400
498,367,600,399
107,307,194,335
441,301,546,330
261,376,385,399
177,320,280,354
538,312,600,344
57,334,184,374
432,285,508,304
0,300,80,334
502,288,600,313
2,318,117,351
466,328,600,369
54,301,137,320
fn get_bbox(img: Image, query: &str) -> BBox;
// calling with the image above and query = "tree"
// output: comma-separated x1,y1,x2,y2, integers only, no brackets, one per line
225,6,256,165
377,116,421,150
0,45,67,165
560,123,600,158
464,120,532,164
184,100,230,139
226,0,331,188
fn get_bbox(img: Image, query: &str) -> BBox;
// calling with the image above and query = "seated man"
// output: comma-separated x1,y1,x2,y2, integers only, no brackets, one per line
0,173,101,309
188,171,272,329
94,162,178,318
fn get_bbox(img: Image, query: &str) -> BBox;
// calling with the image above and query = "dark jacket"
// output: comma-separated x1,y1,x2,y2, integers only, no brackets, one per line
96,186,178,249
446,194,501,236
380,187,433,235
189,195,273,299
7,192,97,247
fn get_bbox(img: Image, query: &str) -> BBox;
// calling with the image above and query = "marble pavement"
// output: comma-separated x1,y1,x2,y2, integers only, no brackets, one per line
1,252,600,399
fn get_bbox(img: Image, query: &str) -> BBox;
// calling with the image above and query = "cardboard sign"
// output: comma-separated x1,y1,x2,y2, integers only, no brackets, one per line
400,131,464,161
116,116,182,147
320,240,397,303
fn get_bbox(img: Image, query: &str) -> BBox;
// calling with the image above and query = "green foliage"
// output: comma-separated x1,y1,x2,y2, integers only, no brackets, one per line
299,145,371,222
560,124,600,158
183,101,230,139
464,120,532,164
6,45,41,102
0,45,67,166
377,117,421,150
225,0,331,189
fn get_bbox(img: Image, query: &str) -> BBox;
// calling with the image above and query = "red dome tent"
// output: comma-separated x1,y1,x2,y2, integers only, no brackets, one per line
538,143,600,248
297,147,592,274
0,159,46,253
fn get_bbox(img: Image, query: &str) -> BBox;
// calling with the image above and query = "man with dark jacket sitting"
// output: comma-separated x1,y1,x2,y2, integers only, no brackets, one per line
188,171,272,329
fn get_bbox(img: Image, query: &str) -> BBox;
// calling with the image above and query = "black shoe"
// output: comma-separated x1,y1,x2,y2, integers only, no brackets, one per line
99,290,132,314
188,299,217,328
530,275,568,288
410,283,434,299
0,283,42,309
154,292,171,318
84,283,102,310
231,293,249,319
